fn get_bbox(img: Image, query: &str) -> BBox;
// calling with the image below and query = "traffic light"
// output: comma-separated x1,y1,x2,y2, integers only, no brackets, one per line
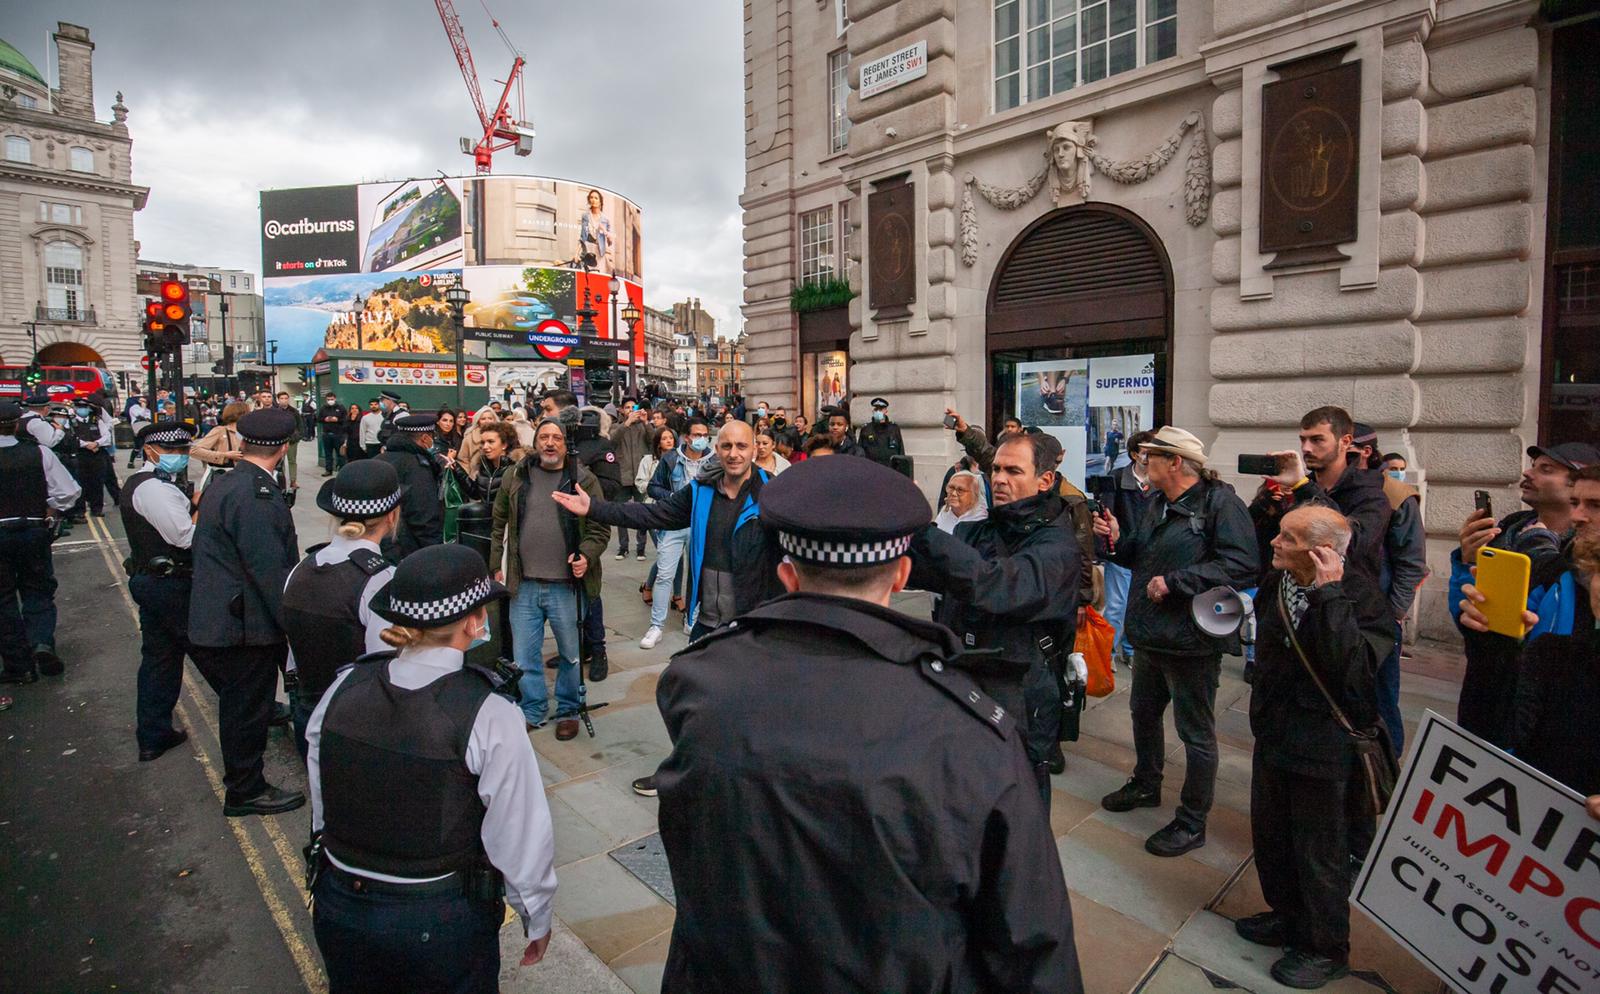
143,298,171,354
156,276,191,347
23,361,42,390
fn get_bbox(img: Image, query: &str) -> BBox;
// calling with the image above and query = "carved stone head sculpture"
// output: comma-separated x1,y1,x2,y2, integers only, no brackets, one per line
1047,120,1094,205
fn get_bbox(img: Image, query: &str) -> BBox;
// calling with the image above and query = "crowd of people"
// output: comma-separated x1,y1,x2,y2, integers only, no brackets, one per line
4,377,1599,994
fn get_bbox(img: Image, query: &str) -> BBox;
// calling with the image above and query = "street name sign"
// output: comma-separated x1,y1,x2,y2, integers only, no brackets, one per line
860,41,927,99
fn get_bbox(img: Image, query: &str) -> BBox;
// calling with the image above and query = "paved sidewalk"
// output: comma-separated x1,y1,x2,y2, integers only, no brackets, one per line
522,544,1456,994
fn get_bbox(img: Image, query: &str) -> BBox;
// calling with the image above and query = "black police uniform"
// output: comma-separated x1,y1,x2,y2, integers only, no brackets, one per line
377,413,444,560
281,461,404,758
119,420,199,761
855,397,906,466
375,391,403,448
188,407,305,816
0,401,81,682
307,544,557,994
654,455,1084,994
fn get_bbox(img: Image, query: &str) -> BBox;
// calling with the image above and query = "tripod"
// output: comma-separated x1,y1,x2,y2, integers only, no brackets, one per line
569,577,607,738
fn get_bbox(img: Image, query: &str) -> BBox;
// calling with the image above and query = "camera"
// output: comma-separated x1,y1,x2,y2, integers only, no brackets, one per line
1085,474,1116,502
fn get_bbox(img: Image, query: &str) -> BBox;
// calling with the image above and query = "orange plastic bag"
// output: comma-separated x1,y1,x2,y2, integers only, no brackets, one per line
1075,606,1116,698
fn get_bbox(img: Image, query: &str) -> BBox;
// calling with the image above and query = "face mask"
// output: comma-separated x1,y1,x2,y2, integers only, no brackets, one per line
76,407,92,418
872,411,886,423
157,453,189,475
757,407,768,417
689,436,710,453
1387,469,1405,481
468,613,491,651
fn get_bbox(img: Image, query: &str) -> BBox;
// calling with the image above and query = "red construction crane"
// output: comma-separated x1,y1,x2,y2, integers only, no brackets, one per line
435,0,532,174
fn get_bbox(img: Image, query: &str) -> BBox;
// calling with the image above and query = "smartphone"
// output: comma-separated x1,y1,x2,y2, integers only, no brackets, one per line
943,414,958,429
1238,454,1281,476
1474,490,1493,519
1085,498,1103,516
1475,547,1532,639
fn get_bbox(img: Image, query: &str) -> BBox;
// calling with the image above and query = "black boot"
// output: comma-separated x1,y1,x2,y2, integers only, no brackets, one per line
587,648,609,683
1269,949,1349,989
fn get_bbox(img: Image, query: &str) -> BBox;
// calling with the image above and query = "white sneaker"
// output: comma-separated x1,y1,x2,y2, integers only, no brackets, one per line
640,626,663,649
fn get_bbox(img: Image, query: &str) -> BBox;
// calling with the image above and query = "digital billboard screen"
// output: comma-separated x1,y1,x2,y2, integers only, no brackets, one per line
262,176,642,365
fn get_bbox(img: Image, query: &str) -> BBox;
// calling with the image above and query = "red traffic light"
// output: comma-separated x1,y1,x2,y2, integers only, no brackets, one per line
163,302,188,321
159,279,187,302
145,300,164,319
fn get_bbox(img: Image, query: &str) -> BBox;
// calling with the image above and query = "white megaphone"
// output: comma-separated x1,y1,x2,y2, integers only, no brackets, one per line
1192,585,1255,642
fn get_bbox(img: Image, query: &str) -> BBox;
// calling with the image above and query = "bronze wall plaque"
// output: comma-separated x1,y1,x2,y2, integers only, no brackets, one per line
868,179,916,315
1260,48,1360,267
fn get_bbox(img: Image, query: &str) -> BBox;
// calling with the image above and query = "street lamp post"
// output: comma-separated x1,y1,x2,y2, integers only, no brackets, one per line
267,339,279,394
621,298,642,395
352,294,365,352
444,284,471,409
607,277,622,399
219,295,232,396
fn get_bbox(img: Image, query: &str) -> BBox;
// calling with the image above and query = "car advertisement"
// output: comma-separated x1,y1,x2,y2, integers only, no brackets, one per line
262,176,643,365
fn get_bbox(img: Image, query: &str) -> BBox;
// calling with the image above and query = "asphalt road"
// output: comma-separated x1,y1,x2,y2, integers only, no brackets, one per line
0,511,323,994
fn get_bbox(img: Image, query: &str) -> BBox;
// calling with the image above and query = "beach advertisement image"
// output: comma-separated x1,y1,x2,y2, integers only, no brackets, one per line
264,269,463,365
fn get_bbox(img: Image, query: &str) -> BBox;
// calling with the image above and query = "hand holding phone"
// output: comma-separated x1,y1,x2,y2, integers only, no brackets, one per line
1465,549,1533,639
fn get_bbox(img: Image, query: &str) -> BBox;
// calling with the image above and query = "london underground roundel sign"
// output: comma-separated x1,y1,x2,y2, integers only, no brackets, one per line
529,319,577,361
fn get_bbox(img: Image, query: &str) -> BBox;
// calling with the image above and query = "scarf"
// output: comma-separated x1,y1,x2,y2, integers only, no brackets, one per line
1279,570,1315,630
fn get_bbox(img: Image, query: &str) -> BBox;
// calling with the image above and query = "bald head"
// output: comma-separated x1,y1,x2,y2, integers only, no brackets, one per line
1284,505,1352,555
716,418,755,484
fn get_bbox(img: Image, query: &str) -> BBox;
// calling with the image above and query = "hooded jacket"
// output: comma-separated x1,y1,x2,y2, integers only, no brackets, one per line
377,435,443,559
489,453,609,599
1110,477,1259,657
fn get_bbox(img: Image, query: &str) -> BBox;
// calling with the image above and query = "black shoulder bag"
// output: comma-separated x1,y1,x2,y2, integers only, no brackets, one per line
1276,592,1398,816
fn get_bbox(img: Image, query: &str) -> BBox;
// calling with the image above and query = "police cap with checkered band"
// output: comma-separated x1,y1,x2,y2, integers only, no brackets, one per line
316,458,406,519
759,452,930,568
134,419,197,448
369,543,507,629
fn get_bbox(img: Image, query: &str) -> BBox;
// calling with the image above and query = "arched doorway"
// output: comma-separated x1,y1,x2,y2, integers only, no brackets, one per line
36,341,105,366
986,203,1173,486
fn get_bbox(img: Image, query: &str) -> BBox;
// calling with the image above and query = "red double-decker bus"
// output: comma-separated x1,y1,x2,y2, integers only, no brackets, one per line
0,365,118,403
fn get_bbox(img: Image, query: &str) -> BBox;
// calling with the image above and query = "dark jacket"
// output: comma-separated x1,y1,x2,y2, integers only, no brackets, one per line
454,450,522,505
656,594,1083,994
609,417,651,485
317,402,347,439
188,460,300,647
910,491,1082,762
378,436,444,559
585,464,781,622
1382,480,1428,619
1266,462,1394,638
1107,462,1158,542
1250,571,1383,780
489,454,609,599
832,433,867,458
1111,477,1258,656
1508,623,1600,795
855,418,905,465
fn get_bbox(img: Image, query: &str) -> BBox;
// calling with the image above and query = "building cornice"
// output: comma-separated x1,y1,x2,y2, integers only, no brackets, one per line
0,106,128,143
1199,0,1435,77
0,161,149,208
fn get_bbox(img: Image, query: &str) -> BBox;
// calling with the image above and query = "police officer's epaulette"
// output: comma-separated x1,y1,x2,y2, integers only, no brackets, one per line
917,654,1014,739
346,548,389,576
460,663,502,689
254,480,277,500
306,541,330,556
670,617,745,659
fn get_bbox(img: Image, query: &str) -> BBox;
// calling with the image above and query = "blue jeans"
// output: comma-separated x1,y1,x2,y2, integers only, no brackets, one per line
1377,623,1405,753
649,528,690,630
1102,561,1132,656
509,580,580,724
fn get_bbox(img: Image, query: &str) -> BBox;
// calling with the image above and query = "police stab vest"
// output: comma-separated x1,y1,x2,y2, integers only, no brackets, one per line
118,472,192,570
318,656,494,879
281,546,388,707
0,442,48,519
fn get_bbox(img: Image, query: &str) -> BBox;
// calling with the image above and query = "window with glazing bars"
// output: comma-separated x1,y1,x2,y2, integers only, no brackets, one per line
994,0,1177,112
799,207,835,286
828,49,851,154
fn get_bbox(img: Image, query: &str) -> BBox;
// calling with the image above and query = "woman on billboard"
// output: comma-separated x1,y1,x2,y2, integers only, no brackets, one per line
579,189,613,273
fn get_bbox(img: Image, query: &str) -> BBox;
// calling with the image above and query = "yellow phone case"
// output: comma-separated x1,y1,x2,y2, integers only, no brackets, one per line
1476,547,1532,639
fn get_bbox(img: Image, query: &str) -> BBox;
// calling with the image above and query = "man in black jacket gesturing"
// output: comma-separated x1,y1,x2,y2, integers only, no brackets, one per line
1236,504,1384,990
1094,427,1258,857
910,431,1082,808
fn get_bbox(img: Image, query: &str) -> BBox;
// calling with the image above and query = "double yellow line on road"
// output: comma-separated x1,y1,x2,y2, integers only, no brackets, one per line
83,515,326,994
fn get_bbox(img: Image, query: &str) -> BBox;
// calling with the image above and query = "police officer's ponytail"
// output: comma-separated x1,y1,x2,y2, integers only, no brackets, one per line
336,515,383,541
378,623,454,649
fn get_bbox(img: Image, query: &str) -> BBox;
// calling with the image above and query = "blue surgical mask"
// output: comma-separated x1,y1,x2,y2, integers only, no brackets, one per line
468,613,491,651
75,407,92,418
1386,469,1404,481
689,436,710,453
157,453,190,475
872,411,886,423
757,407,768,417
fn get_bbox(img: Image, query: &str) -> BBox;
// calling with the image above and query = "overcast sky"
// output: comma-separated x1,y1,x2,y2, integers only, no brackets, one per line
7,0,746,336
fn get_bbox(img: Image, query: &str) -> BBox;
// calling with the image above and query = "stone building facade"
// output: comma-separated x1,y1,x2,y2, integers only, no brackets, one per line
742,0,1596,635
642,304,680,390
0,24,147,377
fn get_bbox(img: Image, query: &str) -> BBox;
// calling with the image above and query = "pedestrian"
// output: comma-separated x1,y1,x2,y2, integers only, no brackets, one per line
487,418,609,740
637,422,709,644
1100,430,1157,666
855,396,905,467
934,468,987,532
752,428,789,476
434,408,464,458
823,406,865,457
634,426,685,610
654,454,1084,994
316,391,345,475
280,460,402,759
552,419,782,794
305,544,557,994
119,420,201,762
1449,441,1599,744
375,412,445,560
344,402,368,462
1093,426,1258,856
0,400,81,685
1237,505,1385,989
539,392,620,680
608,402,652,561
190,401,251,491
275,391,304,490
358,397,386,458
125,393,152,468
911,429,1083,803
455,421,524,504
187,407,305,817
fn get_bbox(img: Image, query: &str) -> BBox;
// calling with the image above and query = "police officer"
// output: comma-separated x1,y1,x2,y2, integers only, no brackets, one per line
188,407,305,817
18,390,66,448
374,389,403,448
65,393,114,518
653,455,1083,992
0,400,81,685
306,543,557,993
120,420,200,761
377,411,443,559
281,460,402,758
855,395,906,467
